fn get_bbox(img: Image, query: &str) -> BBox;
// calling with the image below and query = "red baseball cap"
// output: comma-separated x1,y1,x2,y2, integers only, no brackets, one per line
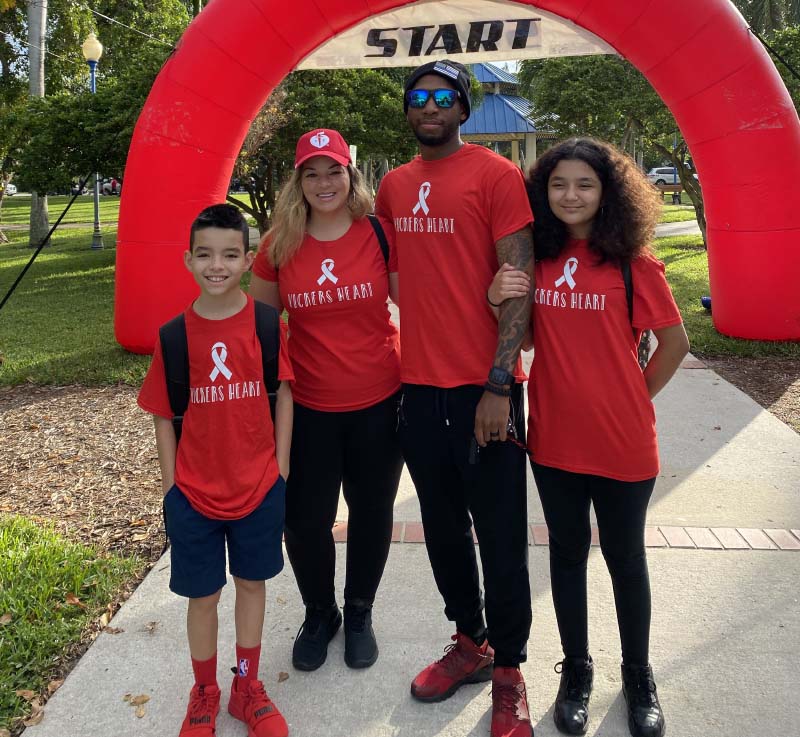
294,129,351,169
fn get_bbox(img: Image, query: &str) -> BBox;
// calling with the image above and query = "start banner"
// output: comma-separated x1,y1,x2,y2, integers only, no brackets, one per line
298,0,616,70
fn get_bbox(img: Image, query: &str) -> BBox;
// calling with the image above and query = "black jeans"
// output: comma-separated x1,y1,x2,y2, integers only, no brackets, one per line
284,393,403,607
532,462,655,665
399,383,531,667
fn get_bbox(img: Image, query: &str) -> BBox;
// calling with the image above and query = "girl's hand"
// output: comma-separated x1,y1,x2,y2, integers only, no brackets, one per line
488,263,531,306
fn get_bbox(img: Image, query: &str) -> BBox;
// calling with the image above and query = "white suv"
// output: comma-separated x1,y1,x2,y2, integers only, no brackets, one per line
2,182,17,196
646,167,679,185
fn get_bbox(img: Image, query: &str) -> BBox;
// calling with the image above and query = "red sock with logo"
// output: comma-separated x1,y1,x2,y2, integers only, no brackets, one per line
191,653,218,687
235,644,261,685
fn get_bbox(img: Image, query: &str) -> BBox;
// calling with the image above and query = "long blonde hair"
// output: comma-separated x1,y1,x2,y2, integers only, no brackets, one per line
261,163,373,268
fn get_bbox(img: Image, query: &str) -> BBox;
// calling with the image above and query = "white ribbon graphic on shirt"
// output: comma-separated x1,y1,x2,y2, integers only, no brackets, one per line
412,181,431,215
209,342,232,382
317,258,338,285
554,257,579,290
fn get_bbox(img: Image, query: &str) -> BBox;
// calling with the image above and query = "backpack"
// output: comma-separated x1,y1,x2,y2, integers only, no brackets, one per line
159,299,282,442
620,261,651,370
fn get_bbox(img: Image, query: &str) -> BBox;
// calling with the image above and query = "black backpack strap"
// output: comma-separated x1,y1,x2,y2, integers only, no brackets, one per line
253,299,281,419
621,260,651,370
621,260,634,328
367,214,390,265
158,313,189,442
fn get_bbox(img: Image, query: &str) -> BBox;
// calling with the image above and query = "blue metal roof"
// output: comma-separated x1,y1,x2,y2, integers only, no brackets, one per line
470,62,518,84
462,93,537,135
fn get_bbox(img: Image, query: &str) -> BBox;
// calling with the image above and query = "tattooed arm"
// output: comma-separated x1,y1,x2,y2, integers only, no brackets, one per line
474,224,535,446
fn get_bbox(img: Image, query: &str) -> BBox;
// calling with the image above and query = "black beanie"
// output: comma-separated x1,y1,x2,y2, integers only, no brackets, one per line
403,60,472,121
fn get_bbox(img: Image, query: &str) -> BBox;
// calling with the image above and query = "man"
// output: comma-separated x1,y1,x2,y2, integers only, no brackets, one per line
375,60,535,737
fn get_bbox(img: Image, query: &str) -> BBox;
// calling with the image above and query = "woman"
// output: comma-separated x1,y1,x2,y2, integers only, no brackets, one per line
249,128,402,672
489,138,689,737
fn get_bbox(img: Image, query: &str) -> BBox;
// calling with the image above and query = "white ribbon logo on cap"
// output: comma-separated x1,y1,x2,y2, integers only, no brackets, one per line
412,181,431,215
555,257,579,290
317,258,338,285
310,132,330,149
209,342,232,382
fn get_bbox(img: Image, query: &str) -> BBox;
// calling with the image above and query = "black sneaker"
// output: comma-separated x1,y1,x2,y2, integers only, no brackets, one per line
344,601,378,669
553,656,593,735
621,663,666,737
292,604,342,671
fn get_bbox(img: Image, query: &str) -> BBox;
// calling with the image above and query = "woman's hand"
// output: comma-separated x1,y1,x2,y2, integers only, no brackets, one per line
488,263,531,306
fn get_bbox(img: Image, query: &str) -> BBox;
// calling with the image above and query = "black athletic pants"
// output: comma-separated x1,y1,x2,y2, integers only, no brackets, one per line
284,393,403,607
532,462,655,665
399,383,532,667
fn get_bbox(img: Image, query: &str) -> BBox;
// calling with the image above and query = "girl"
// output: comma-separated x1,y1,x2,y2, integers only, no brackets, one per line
489,138,689,737
249,129,403,673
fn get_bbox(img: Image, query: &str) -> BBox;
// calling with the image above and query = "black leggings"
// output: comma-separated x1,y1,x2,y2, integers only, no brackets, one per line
532,462,655,666
284,393,404,607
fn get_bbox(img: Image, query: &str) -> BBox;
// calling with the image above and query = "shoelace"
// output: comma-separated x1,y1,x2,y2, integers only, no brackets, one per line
244,681,276,721
554,659,592,699
627,668,659,707
491,680,527,719
188,685,217,716
294,609,327,642
436,636,474,678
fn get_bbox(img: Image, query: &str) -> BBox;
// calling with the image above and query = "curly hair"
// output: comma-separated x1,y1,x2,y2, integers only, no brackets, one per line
526,137,661,265
260,163,373,268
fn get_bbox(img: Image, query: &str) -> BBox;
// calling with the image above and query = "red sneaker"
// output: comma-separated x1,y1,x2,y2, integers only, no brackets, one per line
410,632,494,702
228,677,288,737
491,667,534,737
179,684,220,737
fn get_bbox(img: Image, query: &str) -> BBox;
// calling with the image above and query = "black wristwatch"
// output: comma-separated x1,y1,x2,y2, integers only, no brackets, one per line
487,366,515,388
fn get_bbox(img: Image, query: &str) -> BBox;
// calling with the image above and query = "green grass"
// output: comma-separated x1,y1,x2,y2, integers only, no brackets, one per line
0,195,121,226
0,515,142,732
659,203,698,223
0,228,151,385
654,234,800,358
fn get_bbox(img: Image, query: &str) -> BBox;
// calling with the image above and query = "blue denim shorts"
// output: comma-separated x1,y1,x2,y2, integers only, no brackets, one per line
164,476,285,599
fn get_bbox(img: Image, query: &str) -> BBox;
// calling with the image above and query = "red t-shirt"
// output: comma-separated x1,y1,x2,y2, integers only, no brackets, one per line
527,239,683,481
375,144,532,387
252,218,400,411
138,295,294,519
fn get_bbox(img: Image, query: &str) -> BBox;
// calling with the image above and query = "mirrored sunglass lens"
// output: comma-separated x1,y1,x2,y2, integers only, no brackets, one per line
407,90,430,108
433,90,457,108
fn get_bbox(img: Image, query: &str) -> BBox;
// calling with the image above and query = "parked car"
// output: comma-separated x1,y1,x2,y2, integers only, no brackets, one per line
101,177,122,195
646,167,679,185
2,182,17,196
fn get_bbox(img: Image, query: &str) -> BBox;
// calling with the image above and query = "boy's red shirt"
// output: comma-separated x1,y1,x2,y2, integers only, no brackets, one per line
252,218,400,411
138,295,294,519
375,143,532,387
527,239,683,481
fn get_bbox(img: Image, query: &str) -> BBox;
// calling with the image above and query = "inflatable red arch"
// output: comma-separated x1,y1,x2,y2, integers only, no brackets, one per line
115,0,800,352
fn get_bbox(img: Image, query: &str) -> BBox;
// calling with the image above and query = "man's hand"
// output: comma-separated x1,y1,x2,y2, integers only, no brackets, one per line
474,391,511,447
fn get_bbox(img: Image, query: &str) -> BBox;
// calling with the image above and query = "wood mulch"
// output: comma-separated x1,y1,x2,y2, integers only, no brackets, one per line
0,384,164,565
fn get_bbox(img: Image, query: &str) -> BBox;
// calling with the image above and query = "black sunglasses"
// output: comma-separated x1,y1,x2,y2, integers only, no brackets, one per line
406,88,459,109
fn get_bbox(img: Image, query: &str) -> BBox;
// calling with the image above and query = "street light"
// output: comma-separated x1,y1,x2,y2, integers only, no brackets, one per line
82,32,104,250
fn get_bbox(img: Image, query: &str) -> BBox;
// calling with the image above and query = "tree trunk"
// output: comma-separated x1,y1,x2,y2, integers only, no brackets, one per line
192,1,203,16
27,0,49,248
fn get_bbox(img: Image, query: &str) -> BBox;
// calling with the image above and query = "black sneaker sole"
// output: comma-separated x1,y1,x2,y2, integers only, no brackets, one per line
410,662,493,703
292,610,342,671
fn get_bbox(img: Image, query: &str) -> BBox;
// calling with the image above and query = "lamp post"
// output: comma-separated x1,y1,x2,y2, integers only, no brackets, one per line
81,32,104,250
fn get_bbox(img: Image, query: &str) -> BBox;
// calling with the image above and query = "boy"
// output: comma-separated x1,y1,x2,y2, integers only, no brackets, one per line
138,204,293,737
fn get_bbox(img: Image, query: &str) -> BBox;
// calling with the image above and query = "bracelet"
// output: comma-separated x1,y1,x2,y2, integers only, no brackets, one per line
486,290,502,308
483,381,511,397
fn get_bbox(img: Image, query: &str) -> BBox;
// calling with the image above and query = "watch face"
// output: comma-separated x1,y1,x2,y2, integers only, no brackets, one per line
489,367,513,385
